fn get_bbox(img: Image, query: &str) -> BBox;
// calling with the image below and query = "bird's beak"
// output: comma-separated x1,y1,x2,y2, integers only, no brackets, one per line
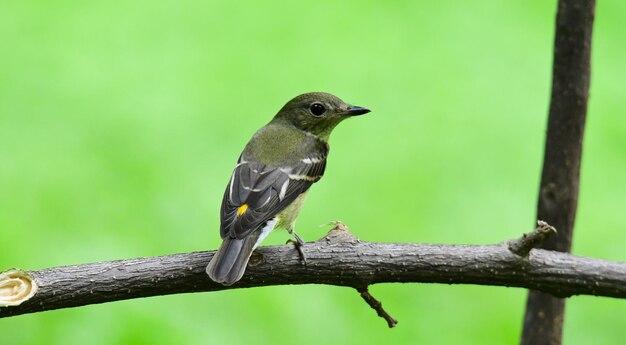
341,105,371,116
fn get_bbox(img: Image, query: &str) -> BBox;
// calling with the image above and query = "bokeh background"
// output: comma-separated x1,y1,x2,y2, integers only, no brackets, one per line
1,1,625,344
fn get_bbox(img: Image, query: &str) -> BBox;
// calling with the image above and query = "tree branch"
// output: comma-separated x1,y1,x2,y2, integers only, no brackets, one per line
357,287,398,328
509,220,558,258
1,224,624,320
522,0,595,344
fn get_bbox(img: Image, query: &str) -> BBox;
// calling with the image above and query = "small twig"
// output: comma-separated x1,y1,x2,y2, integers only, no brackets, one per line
357,287,398,328
320,221,359,243
332,223,398,327
509,220,558,257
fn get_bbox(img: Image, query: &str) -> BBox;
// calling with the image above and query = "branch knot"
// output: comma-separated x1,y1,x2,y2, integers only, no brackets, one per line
320,221,360,244
508,221,558,257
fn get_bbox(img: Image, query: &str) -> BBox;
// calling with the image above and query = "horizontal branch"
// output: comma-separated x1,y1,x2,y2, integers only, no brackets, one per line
1,226,625,319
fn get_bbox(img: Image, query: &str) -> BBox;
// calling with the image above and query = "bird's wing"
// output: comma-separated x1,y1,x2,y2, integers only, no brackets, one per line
220,152,327,239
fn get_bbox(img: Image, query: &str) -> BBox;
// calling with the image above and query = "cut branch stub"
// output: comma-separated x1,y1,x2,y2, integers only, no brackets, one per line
320,221,360,244
509,220,558,257
0,269,38,307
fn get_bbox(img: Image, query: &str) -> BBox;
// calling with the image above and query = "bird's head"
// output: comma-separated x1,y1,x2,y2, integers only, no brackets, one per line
273,92,370,139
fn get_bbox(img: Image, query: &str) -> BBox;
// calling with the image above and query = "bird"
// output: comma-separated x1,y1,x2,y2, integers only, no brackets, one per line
206,92,370,286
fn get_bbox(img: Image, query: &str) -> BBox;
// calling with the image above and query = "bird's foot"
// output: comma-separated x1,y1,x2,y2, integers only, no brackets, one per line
286,231,307,265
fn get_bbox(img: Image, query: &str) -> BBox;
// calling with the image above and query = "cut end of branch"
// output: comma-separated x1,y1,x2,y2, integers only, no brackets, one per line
508,220,558,258
0,269,38,307
357,287,398,328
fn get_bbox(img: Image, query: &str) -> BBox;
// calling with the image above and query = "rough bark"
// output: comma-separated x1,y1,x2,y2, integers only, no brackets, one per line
521,0,595,344
1,227,624,320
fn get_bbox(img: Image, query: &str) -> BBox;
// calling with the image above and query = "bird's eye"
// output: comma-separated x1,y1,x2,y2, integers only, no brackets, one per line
309,103,326,116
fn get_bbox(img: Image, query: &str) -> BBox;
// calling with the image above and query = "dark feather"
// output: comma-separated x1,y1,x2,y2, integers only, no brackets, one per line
205,231,262,286
220,152,327,239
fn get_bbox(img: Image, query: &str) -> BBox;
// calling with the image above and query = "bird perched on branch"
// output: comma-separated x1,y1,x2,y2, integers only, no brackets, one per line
206,92,370,285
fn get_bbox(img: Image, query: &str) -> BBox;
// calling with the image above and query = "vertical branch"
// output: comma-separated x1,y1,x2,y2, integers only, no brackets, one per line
521,1,595,345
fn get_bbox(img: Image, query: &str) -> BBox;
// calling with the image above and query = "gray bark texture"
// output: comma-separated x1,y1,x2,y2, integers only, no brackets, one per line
1,227,625,319
521,0,595,344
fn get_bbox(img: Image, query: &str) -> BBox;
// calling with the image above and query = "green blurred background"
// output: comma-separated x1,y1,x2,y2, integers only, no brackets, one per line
1,0,624,344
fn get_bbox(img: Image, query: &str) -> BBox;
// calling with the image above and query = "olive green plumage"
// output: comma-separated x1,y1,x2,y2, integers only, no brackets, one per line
206,92,370,285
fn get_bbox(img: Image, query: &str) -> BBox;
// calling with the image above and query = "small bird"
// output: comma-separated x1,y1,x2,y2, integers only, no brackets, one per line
206,92,370,286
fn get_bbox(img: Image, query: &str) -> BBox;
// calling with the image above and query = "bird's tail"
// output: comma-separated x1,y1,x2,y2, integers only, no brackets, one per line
206,234,261,286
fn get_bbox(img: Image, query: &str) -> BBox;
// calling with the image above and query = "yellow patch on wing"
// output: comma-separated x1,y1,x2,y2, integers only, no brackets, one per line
237,204,249,217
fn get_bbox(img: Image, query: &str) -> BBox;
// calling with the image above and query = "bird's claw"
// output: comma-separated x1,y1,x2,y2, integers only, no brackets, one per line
286,234,307,265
